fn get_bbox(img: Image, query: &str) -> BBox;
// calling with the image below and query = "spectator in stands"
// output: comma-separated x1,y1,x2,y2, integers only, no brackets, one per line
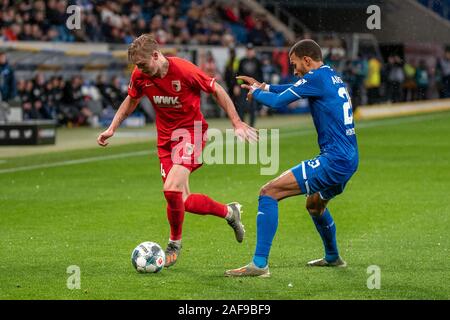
415,60,430,100
52,76,64,108
436,48,450,98
0,51,17,102
18,78,50,120
31,73,52,119
237,43,263,127
261,53,279,87
44,78,57,119
352,54,368,111
106,76,127,110
365,55,381,105
343,60,361,112
17,79,34,120
200,50,221,81
324,47,345,72
96,74,110,109
247,19,269,47
386,55,405,103
403,60,417,102
200,50,222,117
224,47,241,114
260,53,280,116
60,75,93,126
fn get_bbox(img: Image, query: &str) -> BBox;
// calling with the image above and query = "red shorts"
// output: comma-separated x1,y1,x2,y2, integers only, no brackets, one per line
158,130,207,182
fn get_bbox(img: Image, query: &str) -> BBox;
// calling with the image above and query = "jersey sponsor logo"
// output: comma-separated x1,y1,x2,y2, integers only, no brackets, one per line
153,95,181,107
172,80,181,92
294,79,307,87
332,75,344,84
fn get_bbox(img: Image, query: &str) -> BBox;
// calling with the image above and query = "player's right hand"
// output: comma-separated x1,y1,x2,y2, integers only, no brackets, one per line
236,75,261,88
97,129,114,147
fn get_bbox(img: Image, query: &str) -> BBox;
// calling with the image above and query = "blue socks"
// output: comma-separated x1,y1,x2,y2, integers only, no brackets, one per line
311,208,339,262
252,196,339,268
253,195,278,268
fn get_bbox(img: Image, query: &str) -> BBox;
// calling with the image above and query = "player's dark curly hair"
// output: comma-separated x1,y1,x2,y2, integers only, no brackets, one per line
289,39,323,62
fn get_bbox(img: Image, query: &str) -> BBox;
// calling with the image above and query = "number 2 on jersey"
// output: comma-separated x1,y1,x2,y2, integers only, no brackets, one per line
338,87,353,125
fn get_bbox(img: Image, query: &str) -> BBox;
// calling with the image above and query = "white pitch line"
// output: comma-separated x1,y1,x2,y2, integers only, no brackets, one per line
0,112,448,175
0,150,153,174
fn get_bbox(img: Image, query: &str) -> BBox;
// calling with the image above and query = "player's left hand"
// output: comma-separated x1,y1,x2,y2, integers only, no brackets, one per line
234,121,258,143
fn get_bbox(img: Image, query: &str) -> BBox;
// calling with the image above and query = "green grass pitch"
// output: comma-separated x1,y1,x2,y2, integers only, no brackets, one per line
1,111,449,299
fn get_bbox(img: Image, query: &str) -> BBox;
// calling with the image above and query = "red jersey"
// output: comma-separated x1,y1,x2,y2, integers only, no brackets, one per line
127,56,216,147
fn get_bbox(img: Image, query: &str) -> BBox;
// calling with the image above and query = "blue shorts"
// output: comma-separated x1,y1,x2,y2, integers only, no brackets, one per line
291,155,356,200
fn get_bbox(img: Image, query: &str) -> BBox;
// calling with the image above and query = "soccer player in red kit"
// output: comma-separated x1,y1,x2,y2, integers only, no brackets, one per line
97,34,257,267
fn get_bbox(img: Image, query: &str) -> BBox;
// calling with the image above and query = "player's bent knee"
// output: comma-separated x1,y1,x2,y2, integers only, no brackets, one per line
259,184,282,200
259,185,273,197
163,181,184,193
306,203,325,217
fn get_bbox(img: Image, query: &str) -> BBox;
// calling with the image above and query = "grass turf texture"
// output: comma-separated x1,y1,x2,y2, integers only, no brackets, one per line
1,112,449,299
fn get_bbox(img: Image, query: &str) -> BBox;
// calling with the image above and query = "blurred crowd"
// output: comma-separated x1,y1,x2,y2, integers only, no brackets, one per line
1,49,147,126
189,44,450,125
335,49,450,109
1,44,450,126
0,0,285,47
14,73,138,126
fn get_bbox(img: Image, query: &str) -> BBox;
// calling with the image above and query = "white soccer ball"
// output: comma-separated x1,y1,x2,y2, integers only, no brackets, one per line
131,241,165,273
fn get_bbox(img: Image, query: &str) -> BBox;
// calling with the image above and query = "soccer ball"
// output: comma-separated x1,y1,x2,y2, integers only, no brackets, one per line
131,241,165,273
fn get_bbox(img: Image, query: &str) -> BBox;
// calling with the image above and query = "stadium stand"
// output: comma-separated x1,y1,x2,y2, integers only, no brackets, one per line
0,0,286,46
1,0,450,127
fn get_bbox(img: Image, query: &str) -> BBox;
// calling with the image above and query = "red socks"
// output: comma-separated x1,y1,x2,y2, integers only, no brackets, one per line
164,192,228,241
164,191,185,241
184,194,228,218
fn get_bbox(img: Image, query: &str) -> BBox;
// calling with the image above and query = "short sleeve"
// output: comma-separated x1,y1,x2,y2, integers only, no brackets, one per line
127,68,143,99
185,61,216,94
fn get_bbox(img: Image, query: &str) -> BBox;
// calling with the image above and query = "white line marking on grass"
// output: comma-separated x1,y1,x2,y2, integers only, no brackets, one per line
1,111,447,175
0,150,153,174
114,132,154,138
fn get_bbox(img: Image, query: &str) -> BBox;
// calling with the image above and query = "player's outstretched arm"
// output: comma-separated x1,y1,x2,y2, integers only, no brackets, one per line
250,85,300,110
97,95,141,147
237,75,294,93
213,83,258,143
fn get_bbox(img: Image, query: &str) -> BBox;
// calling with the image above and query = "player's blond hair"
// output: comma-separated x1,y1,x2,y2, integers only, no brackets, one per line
128,34,159,64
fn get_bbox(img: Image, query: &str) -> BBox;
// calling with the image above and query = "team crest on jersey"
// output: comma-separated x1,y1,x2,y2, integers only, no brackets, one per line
294,79,307,86
172,80,181,92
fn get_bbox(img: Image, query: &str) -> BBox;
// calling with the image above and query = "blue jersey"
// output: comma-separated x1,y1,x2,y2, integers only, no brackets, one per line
253,65,358,172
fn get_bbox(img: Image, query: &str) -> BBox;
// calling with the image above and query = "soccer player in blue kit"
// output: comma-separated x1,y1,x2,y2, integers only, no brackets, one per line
225,39,359,277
